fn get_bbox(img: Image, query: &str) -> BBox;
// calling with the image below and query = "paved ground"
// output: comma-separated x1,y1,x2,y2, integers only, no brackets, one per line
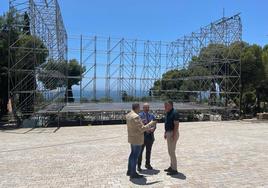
0,120,267,188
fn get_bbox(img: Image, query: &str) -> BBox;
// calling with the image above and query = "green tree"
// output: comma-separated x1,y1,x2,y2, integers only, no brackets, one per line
242,91,256,115
151,41,268,115
39,59,86,102
66,59,86,102
0,10,19,117
150,69,189,100
241,44,264,90
0,10,47,118
16,35,48,114
255,45,268,112
262,45,268,79
121,91,136,102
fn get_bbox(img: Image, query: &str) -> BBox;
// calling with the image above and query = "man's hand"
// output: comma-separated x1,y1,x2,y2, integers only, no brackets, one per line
142,119,147,124
150,120,157,126
149,125,156,132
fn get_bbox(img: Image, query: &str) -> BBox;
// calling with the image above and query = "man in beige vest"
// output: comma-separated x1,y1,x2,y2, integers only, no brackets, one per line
126,103,156,179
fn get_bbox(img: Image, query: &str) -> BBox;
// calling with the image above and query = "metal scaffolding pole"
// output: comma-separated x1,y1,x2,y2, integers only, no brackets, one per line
8,0,242,124
8,0,67,123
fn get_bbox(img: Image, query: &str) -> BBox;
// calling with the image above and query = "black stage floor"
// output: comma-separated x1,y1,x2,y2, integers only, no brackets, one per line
38,102,225,114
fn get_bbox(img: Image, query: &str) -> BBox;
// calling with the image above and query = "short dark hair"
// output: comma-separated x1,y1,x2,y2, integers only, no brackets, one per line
132,103,140,110
165,100,173,106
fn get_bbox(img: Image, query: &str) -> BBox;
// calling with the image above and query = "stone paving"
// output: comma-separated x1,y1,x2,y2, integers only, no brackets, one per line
0,120,267,188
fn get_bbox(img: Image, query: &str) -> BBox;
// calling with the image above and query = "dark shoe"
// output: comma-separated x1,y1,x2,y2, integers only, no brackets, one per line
145,164,153,170
130,173,144,179
137,166,142,172
164,167,173,172
126,171,130,176
167,169,179,175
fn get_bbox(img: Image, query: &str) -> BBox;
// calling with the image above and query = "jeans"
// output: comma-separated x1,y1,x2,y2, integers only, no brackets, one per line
127,144,142,176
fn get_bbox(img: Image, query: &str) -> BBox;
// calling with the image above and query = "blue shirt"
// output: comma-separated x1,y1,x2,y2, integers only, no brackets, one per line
139,111,155,125
139,111,156,141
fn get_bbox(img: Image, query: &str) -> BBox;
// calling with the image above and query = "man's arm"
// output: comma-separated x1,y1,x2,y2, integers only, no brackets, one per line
172,120,179,141
172,112,180,141
149,114,157,133
134,117,156,133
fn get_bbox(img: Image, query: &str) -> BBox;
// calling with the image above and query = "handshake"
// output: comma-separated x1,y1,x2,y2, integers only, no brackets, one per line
145,120,157,132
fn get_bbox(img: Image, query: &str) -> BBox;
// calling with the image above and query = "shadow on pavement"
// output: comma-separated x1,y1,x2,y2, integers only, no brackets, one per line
139,169,160,175
130,177,162,185
53,127,61,133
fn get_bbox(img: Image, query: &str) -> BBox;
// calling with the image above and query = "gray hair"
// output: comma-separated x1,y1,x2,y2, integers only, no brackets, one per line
165,100,173,106
143,103,149,107
132,103,140,110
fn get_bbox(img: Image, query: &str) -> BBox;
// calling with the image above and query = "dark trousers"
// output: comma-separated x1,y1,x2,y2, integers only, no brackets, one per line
127,144,142,176
138,137,154,167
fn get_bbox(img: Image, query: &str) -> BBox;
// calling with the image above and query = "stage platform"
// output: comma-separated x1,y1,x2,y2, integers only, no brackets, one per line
37,102,226,114
34,102,239,125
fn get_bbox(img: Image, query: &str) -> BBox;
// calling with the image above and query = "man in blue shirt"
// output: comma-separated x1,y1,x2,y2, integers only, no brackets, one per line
163,101,180,175
137,103,156,171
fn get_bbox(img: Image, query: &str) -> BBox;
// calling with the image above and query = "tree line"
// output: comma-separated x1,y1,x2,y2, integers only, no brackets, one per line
150,42,268,115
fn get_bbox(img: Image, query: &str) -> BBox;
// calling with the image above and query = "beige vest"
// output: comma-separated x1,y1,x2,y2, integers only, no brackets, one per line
126,110,156,145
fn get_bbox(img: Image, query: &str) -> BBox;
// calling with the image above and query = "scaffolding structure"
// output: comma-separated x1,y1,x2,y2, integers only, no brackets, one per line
69,14,242,107
8,0,242,124
8,0,67,121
